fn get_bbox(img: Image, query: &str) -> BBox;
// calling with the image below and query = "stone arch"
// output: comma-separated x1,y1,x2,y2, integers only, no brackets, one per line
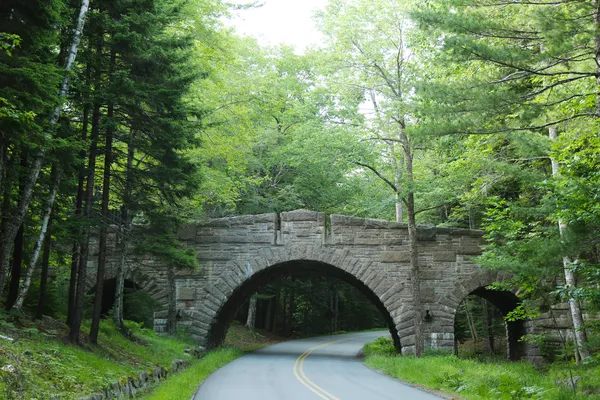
186,245,408,352
86,266,168,311
434,270,525,360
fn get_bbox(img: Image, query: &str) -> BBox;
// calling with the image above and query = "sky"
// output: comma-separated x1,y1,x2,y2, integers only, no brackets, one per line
225,0,329,52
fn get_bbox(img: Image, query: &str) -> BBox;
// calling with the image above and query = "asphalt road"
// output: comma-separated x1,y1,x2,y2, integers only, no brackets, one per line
193,331,443,400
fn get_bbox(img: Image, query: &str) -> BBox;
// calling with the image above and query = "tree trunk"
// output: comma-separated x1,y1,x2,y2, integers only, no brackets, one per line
272,289,281,334
400,129,423,357
465,298,478,343
113,129,134,337
112,228,130,337
246,294,257,330
265,297,274,332
549,126,590,361
49,0,90,126
391,144,404,223
69,63,102,342
90,47,115,344
483,299,494,354
67,76,91,326
5,225,24,309
0,142,5,196
3,150,28,306
166,264,177,336
0,0,90,295
287,278,296,336
12,166,60,311
36,214,53,319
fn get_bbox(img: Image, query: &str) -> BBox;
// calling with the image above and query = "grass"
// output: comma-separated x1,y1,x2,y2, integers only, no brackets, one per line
0,315,196,399
0,315,281,399
140,347,244,400
363,337,600,400
223,320,280,352
140,321,282,399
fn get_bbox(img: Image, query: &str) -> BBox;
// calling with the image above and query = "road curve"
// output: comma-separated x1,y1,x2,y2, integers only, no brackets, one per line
193,331,443,400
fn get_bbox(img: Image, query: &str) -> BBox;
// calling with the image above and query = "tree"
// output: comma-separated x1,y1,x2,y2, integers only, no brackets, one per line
317,0,427,356
413,0,600,359
0,0,89,297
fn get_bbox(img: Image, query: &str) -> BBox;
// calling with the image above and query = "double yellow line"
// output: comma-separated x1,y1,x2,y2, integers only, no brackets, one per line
293,338,350,400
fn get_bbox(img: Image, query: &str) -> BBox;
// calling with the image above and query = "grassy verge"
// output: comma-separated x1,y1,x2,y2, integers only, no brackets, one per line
363,337,600,400
223,320,281,352
140,347,243,400
0,315,195,399
0,315,280,400
139,321,280,399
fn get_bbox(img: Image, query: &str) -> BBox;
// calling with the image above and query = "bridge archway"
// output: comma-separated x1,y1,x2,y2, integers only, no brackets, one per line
206,260,401,351
436,272,525,360
188,247,408,353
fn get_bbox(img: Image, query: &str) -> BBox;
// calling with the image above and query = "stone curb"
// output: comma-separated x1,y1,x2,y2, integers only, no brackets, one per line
80,359,189,400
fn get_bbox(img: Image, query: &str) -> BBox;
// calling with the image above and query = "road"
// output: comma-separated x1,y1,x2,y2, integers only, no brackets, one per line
193,331,443,400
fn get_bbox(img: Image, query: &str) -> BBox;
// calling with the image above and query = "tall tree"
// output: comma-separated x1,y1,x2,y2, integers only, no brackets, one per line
413,0,600,359
317,0,427,356
0,0,89,295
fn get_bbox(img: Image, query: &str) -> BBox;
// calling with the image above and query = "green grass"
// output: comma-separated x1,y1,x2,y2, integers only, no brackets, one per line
0,317,195,399
363,337,600,400
140,347,244,400
0,315,280,399
223,320,279,352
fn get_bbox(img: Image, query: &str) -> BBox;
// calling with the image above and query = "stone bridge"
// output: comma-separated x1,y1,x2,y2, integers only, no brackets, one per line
149,210,539,359
91,209,570,361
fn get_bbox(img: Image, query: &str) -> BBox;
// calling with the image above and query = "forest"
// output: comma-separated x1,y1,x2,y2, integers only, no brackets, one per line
0,0,599,368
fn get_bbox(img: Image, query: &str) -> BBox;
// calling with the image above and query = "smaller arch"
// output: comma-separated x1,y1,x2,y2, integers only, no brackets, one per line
436,271,526,360
468,287,525,361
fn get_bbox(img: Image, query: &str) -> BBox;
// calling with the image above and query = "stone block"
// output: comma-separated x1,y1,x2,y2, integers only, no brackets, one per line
380,251,411,263
420,287,435,302
330,214,366,226
177,223,197,241
281,209,325,222
177,287,196,301
458,246,482,255
416,226,436,241
419,270,441,280
433,251,456,262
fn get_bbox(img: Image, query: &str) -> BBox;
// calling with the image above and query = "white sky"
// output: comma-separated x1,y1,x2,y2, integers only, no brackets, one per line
225,0,329,52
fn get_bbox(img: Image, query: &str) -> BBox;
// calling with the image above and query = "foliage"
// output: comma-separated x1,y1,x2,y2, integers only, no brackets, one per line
235,275,387,338
0,316,194,399
364,345,600,399
362,336,396,357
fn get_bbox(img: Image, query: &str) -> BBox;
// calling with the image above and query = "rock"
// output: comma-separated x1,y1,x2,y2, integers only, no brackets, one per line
1,364,16,373
122,381,131,397
556,376,580,390
0,334,14,342
110,381,121,396
171,359,187,372
184,347,206,358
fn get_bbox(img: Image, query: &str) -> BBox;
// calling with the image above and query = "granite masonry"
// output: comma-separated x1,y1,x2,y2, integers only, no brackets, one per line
92,209,577,362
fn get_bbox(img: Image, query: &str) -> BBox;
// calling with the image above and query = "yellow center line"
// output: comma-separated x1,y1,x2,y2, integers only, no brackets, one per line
293,338,351,400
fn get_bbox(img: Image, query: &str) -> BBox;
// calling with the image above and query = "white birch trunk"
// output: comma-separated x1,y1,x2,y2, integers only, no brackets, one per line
246,294,257,330
12,169,60,311
549,126,590,361
0,0,90,294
